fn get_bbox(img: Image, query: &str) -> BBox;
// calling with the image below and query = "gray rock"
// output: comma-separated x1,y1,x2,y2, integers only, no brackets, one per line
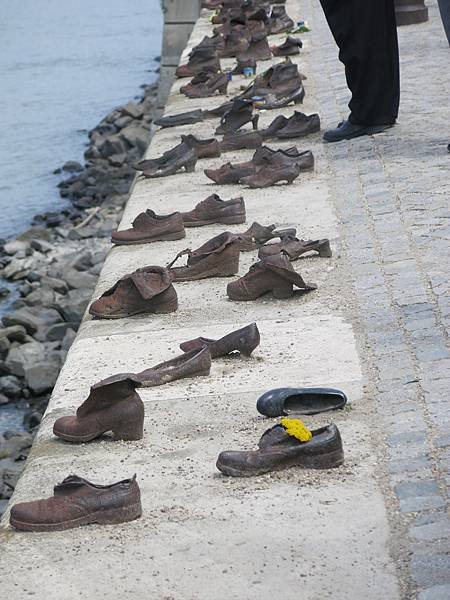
120,123,150,153
23,287,57,308
0,286,10,298
108,153,128,167
30,239,54,253
64,268,97,290
45,322,77,342
40,275,68,294
5,341,46,377
0,337,11,354
0,325,28,342
0,393,8,405
58,288,92,322
26,361,60,394
3,240,28,255
97,134,127,159
62,160,83,172
114,115,133,130
17,227,52,242
0,375,22,398
2,307,62,334
121,101,144,119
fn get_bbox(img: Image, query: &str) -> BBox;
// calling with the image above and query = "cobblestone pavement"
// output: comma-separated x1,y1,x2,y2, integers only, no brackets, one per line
304,0,450,597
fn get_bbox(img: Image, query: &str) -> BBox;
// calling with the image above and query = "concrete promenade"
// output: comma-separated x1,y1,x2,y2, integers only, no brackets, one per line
1,1,449,598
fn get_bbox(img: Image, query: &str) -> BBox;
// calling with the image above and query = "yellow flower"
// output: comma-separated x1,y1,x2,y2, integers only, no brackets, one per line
280,418,312,442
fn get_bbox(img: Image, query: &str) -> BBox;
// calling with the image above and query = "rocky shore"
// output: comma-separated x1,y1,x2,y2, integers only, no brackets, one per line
0,78,159,516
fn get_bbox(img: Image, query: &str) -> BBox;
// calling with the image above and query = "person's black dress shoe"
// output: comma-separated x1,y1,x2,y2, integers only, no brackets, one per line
323,119,395,143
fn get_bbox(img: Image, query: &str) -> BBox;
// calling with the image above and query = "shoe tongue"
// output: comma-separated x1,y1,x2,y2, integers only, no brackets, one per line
54,475,91,496
132,210,156,229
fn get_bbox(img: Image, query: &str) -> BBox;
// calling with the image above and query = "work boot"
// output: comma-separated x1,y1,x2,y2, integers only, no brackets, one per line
271,36,303,57
219,131,263,152
232,57,257,75
10,475,142,531
137,141,197,178
89,266,177,319
192,33,226,54
236,221,296,251
135,347,211,387
53,374,144,443
181,134,221,159
180,322,260,358
240,58,304,101
182,194,246,227
182,71,229,98
154,109,205,129
216,422,344,476
218,30,250,58
237,32,272,61
215,98,259,134
111,210,185,246
175,47,221,78
241,163,301,188
227,252,316,300
168,232,240,281
258,236,332,260
268,5,294,34
275,112,321,139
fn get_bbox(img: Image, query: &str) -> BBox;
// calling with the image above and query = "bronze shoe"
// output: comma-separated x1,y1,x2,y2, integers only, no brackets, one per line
111,210,185,246
215,98,259,135
227,252,316,300
135,347,211,387
271,36,303,57
10,475,142,531
137,141,197,178
182,72,229,98
241,163,301,188
53,374,144,443
175,47,221,78
181,134,221,159
219,131,263,152
89,266,178,319
180,322,260,358
216,423,344,476
275,112,321,139
182,194,246,227
168,232,240,281
204,162,254,184
258,236,332,260
268,5,294,34
236,221,296,251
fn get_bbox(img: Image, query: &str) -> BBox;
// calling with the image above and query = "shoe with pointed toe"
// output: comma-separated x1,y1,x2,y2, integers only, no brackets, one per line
256,387,347,417
241,163,301,188
89,266,178,319
53,374,144,443
258,236,331,260
154,109,205,129
135,347,211,387
227,252,316,301
179,322,260,357
204,162,254,184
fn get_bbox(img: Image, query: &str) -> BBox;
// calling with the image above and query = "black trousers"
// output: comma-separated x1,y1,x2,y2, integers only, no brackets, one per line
319,0,400,125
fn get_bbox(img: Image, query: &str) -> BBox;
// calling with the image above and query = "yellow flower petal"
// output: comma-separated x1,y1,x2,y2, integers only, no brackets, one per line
280,418,312,442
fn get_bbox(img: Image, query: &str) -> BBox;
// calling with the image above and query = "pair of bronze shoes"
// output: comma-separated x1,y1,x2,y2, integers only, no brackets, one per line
204,145,313,188
111,194,246,246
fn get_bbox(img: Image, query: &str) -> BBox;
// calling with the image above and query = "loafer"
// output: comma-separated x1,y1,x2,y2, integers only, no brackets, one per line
323,119,395,143
256,387,348,417
179,322,260,357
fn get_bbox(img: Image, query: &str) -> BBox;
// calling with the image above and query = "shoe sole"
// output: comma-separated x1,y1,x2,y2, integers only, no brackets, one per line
89,300,178,319
323,123,394,143
216,450,344,477
111,231,186,245
183,215,246,227
10,503,142,532
172,266,239,282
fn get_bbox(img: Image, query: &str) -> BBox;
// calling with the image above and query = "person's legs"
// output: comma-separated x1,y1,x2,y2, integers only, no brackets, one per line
320,0,400,126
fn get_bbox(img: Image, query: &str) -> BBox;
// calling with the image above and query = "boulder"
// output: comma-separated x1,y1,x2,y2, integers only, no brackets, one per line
120,124,150,154
121,101,144,119
2,307,61,334
97,134,127,159
0,325,27,342
57,288,92,322
3,240,28,255
5,341,46,377
45,322,77,342
30,239,54,254
25,362,60,395
0,337,11,354
63,268,97,290
40,276,68,294
0,375,22,398
62,160,83,172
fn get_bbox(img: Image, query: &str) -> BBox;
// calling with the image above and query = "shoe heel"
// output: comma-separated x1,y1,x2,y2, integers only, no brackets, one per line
113,420,144,441
272,281,294,299
251,115,259,130
318,240,332,258
293,89,305,104
185,158,197,173
218,83,229,94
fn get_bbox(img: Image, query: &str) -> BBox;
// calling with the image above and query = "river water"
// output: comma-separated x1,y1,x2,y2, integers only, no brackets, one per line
0,0,163,433
0,0,162,240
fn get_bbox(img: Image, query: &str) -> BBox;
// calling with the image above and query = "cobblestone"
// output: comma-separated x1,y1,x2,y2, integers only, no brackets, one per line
305,0,450,596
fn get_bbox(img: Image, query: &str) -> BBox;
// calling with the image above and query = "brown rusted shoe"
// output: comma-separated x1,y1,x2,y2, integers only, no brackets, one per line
271,36,303,57
268,5,294,34
182,72,229,98
237,34,272,61
179,322,260,357
135,347,211,387
215,98,258,135
241,163,301,188
258,236,332,260
137,141,197,178
10,475,142,531
219,131,263,152
276,112,321,139
227,252,316,300
111,210,185,246
204,162,254,184
216,423,344,476
53,374,144,443
182,194,246,227
181,134,221,159
236,222,296,251
176,47,221,79
89,266,177,319
168,232,240,281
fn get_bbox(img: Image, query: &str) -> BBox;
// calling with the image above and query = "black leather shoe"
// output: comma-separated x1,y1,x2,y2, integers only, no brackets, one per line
323,119,394,143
